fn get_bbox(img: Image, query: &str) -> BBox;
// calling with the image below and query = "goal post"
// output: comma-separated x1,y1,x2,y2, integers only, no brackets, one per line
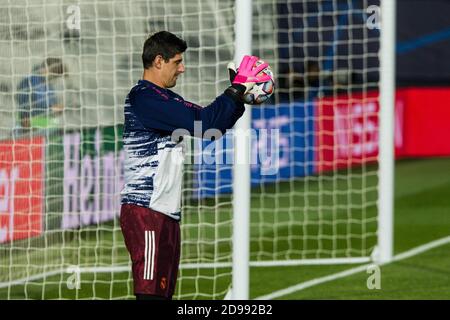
377,0,395,264
232,0,252,301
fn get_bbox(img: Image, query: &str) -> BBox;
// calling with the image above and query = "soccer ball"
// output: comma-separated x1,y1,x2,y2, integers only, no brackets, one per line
243,60,275,105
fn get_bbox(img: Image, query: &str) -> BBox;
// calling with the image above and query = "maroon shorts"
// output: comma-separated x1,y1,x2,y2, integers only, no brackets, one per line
120,204,180,299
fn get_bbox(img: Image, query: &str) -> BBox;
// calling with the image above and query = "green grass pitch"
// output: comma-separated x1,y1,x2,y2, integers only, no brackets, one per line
1,157,449,299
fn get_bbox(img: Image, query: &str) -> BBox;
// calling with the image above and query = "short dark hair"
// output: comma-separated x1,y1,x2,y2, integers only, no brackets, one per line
41,57,66,75
142,31,187,69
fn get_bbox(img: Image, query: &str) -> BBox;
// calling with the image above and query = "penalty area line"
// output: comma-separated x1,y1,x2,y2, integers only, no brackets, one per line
254,235,450,300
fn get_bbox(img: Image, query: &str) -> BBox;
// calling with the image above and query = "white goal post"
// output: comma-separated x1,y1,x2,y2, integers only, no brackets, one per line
232,0,252,300
377,0,395,264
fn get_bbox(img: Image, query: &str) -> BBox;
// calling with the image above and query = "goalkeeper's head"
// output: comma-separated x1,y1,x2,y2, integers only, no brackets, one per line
40,57,67,80
142,31,187,88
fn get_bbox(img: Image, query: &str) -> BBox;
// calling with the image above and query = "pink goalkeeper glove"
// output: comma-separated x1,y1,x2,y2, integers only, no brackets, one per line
228,55,272,93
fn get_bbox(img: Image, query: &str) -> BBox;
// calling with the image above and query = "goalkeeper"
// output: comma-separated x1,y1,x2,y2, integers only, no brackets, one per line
120,31,270,300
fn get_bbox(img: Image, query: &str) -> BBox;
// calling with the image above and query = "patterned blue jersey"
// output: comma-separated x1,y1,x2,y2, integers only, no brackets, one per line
121,79,244,220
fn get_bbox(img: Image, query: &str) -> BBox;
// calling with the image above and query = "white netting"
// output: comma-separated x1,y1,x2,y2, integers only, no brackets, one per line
248,0,380,264
0,0,381,299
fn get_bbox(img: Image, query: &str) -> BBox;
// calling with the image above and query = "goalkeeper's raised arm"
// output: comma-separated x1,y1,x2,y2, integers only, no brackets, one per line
119,30,269,301
128,40,269,136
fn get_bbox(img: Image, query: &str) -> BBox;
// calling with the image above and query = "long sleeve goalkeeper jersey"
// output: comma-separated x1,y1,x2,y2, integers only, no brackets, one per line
120,79,245,220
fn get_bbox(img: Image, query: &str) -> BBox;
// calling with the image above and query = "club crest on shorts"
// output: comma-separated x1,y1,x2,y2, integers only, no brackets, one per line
160,277,167,290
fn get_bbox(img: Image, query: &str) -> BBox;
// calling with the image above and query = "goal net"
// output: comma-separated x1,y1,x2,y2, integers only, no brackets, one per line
0,0,382,299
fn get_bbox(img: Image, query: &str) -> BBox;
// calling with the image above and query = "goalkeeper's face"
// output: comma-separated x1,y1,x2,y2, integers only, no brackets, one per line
161,53,185,88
